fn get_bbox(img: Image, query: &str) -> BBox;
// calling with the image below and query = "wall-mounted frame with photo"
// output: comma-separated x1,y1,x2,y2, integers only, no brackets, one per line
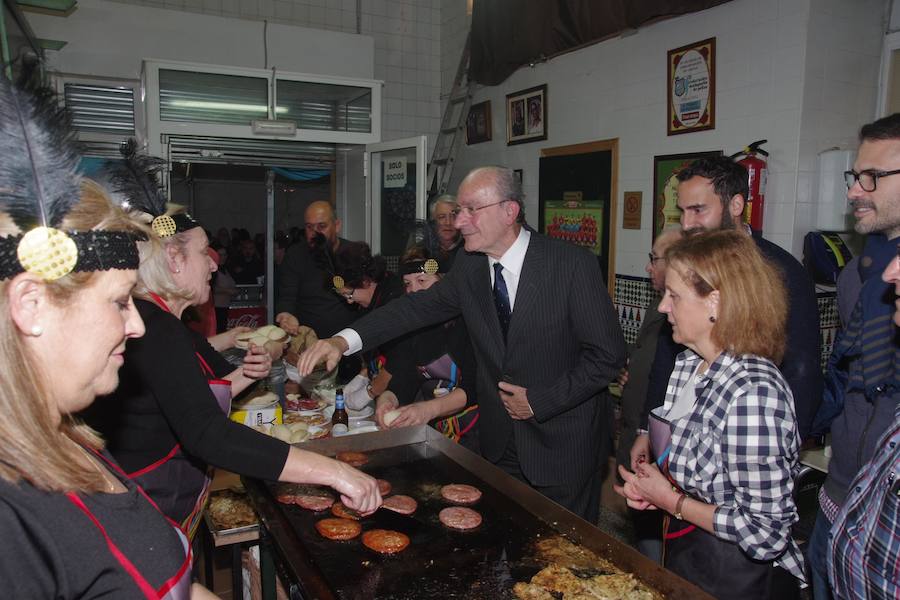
539,139,618,292
466,100,492,144
652,150,722,236
507,84,547,145
667,37,716,136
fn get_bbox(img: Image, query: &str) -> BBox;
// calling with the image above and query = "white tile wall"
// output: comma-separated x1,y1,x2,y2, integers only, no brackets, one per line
447,0,887,278
103,0,444,142
794,0,883,256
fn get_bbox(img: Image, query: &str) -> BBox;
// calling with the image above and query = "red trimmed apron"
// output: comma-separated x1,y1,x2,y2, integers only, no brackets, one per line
66,448,192,600
653,408,798,598
130,293,233,539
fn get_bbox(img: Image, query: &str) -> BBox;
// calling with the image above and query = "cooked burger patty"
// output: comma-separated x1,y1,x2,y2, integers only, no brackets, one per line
440,483,482,505
381,494,418,515
362,529,410,555
335,451,368,467
439,506,482,530
315,517,362,540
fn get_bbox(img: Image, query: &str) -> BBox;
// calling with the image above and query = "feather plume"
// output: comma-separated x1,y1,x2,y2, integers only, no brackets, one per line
406,219,441,256
105,138,168,217
0,61,82,231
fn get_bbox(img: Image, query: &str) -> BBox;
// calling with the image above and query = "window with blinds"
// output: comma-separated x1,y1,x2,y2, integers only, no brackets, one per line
63,83,136,135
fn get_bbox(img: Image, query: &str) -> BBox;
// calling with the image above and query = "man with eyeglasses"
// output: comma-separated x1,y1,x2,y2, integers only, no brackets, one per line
805,114,900,600
430,194,463,271
297,166,625,523
276,200,357,342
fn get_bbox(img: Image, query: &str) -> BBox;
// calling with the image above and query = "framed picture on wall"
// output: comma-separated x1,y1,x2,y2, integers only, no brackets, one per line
667,37,716,136
507,84,547,145
466,100,492,144
652,150,722,236
539,139,618,292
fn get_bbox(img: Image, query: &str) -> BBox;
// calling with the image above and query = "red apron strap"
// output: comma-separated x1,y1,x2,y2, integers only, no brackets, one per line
195,352,217,378
65,492,161,600
147,292,172,314
127,444,182,479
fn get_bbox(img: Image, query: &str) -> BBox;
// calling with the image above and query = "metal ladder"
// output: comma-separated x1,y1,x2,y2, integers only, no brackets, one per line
426,31,471,201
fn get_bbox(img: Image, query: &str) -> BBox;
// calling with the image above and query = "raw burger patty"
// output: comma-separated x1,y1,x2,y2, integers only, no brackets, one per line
275,483,334,511
381,494,418,515
336,451,369,467
377,479,392,496
362,529,410,554
439,506,482,530
331,501,361,520
315,517,362,540
440,483,482,505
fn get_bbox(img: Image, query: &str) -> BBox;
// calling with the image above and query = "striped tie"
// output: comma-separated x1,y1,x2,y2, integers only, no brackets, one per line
493,262,511,341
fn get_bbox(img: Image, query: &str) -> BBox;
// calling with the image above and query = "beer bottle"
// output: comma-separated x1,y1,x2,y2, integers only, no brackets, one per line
332,388,349,434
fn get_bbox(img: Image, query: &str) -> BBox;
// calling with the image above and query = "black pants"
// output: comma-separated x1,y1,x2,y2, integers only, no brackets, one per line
495,435,605,524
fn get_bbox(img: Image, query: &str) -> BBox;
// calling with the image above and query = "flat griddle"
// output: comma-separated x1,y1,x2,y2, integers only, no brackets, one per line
243,426,713,600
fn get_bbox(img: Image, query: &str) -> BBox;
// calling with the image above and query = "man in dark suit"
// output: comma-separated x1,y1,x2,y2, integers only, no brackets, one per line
298,166,625,522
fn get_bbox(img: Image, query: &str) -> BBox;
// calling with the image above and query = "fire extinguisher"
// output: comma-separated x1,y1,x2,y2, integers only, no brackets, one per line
730,140,768,233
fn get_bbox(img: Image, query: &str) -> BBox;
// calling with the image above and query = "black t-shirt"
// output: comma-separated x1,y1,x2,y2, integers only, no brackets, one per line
275,240,357,339
89,299,289,501
0,450,187,598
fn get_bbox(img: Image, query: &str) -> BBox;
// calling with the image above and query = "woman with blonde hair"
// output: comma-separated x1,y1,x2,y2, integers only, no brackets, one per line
89,144,380,537
616,229,805,598
0,72,210,597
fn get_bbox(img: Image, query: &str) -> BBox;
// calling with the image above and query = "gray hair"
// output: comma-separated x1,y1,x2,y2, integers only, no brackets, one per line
430,194,458,220
133,203,197,303
465,166,525,224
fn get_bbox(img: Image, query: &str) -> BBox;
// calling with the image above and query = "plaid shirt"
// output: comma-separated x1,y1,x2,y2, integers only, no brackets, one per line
828,403,900,599
665,350,806,584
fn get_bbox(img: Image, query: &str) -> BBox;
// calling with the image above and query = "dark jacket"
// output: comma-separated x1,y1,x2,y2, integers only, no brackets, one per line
351,233,625,487
275,239,357,339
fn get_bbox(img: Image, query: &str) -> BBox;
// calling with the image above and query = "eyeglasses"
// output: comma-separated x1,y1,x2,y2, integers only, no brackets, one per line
453,199,509,219
844,169,900,192
648,253,664,264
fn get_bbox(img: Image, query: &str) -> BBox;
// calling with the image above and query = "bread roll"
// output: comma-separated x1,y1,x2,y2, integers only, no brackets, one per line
383,409,401,426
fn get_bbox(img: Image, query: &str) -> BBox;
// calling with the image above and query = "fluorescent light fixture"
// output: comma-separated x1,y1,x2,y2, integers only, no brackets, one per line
167,100,287,114
251,119,297,136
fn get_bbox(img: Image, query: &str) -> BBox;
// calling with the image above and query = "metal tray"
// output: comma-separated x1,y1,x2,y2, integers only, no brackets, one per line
244,426,712,600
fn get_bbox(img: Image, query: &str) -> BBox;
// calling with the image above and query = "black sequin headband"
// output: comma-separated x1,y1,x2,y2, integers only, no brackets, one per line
400,258,443,276
0,229,145,280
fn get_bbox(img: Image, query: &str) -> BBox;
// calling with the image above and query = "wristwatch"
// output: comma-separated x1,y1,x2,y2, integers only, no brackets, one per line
673,490,687,520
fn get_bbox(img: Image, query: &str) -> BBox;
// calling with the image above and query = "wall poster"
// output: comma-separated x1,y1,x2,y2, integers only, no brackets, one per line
667,37,716,136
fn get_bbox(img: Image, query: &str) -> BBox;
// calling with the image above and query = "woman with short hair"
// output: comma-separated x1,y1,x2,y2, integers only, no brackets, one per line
89,149,380,537
616,229,805,598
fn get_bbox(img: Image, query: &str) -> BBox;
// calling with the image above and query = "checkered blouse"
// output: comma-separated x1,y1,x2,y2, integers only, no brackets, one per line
664,350,806,584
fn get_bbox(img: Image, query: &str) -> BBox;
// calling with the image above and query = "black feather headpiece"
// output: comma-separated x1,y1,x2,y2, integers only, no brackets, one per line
400,219,446,275
0,68,143,281
105,138,199,238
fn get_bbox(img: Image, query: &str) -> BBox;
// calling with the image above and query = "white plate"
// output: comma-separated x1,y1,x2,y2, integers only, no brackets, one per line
322,403,374,421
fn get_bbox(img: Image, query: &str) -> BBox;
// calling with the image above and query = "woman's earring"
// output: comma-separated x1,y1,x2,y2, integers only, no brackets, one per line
709,315,716,323
31,324,43,336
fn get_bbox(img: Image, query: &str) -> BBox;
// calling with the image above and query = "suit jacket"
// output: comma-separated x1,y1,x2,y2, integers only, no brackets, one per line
352,232,626,486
